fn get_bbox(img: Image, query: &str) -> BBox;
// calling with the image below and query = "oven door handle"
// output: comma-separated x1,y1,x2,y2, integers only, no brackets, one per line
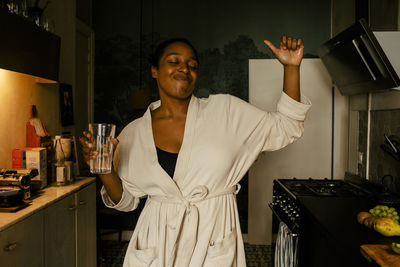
268,202,299,237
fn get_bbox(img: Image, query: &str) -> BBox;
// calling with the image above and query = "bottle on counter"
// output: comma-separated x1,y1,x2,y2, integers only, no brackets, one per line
52,135,67,186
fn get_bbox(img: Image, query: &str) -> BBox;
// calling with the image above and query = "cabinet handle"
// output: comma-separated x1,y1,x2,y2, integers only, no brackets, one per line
4,243,17,252
79,200,87,205
68,205,76,211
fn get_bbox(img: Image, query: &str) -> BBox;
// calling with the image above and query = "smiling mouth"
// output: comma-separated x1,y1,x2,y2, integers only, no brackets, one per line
173,74,191,83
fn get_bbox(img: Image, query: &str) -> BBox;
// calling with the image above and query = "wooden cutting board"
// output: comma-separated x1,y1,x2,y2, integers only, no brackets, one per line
360,244,400,267
0,200,31,212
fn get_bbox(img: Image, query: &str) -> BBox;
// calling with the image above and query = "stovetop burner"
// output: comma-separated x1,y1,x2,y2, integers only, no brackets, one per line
278,178,370,197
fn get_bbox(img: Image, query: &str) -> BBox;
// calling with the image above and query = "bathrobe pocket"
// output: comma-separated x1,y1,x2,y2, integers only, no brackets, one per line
125,237,158,267
203,228,237,267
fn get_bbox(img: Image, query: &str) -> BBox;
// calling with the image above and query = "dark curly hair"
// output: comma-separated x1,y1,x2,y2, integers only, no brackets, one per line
148,38,199,68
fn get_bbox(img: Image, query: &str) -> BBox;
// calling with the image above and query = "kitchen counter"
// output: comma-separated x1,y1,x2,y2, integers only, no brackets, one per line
298,196,399,267
0,177,96,231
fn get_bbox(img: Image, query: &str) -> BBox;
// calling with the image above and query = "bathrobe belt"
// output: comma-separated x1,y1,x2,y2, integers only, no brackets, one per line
149,184,241,267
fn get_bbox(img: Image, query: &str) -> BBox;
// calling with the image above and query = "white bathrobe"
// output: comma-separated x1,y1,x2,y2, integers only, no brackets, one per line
101,92,311,267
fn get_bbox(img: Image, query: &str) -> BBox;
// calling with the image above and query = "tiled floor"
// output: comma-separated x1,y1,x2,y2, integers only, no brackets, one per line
99,241,128,267
99,241,273,267
244,243,273,267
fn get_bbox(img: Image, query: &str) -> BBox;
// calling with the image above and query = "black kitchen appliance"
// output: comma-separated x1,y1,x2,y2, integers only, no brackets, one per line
318,18,400,95
269,178,372,267
0,168,37,210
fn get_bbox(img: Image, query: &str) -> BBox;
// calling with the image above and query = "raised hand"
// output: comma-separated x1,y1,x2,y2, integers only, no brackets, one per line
80,131,122,203
264,35,304,67
79,131,119,167
79,131,97,166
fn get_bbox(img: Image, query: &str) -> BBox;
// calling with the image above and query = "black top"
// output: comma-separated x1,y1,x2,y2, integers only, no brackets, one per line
156,147,178,178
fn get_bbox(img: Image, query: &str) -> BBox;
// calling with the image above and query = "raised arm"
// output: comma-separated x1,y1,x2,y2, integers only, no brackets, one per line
264,35,304,102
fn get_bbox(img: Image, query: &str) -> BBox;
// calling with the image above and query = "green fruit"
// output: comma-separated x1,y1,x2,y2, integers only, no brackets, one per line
370,206,399,221
374,218,400,236
392,243,400,254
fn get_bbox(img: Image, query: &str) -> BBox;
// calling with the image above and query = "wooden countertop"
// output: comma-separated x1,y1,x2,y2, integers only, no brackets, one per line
0,177,96,231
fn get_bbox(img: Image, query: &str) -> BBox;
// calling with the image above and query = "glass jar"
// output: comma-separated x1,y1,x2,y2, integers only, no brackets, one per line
52,135,66,186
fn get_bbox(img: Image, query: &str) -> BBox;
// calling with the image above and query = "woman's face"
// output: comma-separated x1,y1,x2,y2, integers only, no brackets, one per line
152,41,198,100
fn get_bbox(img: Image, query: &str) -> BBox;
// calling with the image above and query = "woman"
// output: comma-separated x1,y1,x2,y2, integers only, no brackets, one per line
80,35,311,266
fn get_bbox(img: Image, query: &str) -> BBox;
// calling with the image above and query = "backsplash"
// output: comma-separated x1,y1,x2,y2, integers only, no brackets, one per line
0,69,62,168
358,109,400,192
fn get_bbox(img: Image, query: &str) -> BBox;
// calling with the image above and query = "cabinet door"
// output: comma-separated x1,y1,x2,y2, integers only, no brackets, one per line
0,211,44,267
76,183,96,267
44,193,76,267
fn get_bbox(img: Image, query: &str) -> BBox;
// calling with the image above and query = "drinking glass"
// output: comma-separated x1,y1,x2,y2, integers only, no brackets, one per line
7,0,20,15
88,123,116,174
21,0,28,18
40,14,49,30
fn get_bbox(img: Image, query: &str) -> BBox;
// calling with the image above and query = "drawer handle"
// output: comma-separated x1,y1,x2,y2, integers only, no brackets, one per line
4,243,17,252
79,200,87,205
68,205,76,211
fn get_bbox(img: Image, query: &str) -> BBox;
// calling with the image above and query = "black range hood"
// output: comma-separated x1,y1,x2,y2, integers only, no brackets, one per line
318,18,400,96
0,7,60,81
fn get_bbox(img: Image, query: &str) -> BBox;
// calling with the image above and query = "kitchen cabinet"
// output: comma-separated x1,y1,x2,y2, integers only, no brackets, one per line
44,193,76,267
44,182,96,267
0,210,44,267
76,183,97,267
0,178,96,267
0,7,60,81
298,196,397,267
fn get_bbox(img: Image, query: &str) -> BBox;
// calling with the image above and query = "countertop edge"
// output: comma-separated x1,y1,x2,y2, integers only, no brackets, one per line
0,177,96,231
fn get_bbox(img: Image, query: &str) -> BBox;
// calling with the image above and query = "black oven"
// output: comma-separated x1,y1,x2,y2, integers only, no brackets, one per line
269,178,370,267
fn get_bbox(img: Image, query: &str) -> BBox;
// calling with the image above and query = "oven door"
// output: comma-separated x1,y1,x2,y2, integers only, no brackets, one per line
268,203,299,267
275,221,299,267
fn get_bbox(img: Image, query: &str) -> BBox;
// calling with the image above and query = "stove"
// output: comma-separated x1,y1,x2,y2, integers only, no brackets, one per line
278,178,370,198
269,178,371,267
270,178,370,232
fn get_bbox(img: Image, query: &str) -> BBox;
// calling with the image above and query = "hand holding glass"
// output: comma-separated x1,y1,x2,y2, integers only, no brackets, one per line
88,123,116,174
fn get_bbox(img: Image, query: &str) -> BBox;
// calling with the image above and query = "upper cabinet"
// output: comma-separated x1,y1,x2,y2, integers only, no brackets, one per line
0,7,60,82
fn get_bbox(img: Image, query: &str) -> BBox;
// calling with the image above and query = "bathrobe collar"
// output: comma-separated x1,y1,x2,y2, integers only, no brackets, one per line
142,94,198,191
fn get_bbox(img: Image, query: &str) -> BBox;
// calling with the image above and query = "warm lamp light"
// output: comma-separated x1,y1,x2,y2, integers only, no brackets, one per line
0,69,6,84
0,68,57,84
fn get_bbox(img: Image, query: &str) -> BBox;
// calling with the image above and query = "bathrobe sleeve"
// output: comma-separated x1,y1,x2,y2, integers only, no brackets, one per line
101,126,147,212
228,91,311,154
